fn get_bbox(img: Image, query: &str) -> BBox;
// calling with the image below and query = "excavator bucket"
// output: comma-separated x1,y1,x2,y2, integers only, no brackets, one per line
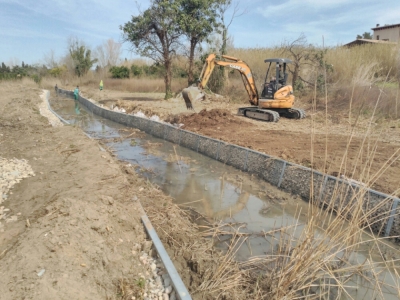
182,86,205,110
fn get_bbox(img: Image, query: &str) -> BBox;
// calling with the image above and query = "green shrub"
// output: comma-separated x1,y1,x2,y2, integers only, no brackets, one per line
109,66,130,78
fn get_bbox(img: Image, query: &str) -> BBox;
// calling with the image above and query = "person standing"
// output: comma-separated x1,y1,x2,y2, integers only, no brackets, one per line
73,86,80,114
99,80,103,91
74,86,79,100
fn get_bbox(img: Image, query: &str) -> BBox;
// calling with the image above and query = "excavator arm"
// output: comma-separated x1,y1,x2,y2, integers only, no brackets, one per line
182,54,259,109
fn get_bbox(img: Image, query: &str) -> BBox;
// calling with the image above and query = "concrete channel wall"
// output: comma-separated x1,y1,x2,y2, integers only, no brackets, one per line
59,89,400,243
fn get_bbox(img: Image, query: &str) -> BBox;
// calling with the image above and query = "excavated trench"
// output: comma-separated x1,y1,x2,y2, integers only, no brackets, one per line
50,93,400,300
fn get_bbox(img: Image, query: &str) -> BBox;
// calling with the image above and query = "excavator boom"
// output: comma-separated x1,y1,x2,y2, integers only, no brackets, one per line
182,54,259,109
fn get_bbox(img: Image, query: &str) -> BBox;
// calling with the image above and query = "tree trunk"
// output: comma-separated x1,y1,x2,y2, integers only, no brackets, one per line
292,63,299,87
220,26,227,55
188,38,197,86
164,59,173,100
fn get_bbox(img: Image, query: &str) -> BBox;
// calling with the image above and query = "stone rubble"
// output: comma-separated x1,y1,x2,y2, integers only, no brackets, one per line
139,251,177,300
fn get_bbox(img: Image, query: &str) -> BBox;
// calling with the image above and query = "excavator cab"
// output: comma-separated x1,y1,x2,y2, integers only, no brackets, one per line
261,58,291,99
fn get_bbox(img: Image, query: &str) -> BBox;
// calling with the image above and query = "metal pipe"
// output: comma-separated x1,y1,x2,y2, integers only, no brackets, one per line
141,214,192,300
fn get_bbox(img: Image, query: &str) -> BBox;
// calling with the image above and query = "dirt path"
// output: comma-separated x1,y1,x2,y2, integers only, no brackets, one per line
0,83,156,299
81,87,400,196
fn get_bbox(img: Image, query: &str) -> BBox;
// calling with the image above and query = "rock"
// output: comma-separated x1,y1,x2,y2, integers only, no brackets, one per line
164,286,172,294
150,263,157,271
37,269,45,277
155,276,162,287
169,291,177,300
142,241,153,252
162,293,169,300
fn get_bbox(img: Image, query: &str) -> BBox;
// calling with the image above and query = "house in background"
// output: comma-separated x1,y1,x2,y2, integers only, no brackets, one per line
344,23,399,47
372,23,400,42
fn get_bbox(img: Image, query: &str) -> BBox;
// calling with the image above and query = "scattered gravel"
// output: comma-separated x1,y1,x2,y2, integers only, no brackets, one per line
39,90,64,127
0,157,35,230
1,89,58,230
139,251,177,300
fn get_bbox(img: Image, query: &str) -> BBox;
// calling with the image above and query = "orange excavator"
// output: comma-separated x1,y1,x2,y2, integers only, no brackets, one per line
182,54,305,122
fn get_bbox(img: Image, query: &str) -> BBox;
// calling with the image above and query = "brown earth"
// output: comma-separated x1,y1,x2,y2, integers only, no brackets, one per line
0,83,251,300
0,83,151,299
1,81,399,299
81,87,400,196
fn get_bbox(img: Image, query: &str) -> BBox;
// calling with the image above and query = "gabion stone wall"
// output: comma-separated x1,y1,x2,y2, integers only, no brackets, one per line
58,89,400,243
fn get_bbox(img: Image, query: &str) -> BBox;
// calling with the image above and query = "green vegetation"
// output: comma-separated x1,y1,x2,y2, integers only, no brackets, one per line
109,66,130,79
356,31,372,39
0,61,47,81
120,0,184,99
68,39,98,77
178,0,220,85
120,0,231,99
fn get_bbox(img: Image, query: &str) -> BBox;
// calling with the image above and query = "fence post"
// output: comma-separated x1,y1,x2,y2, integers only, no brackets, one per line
385,198,399,237
277,161,287,188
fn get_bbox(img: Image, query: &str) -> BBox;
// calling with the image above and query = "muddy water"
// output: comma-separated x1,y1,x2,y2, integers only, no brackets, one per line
51,96,400,300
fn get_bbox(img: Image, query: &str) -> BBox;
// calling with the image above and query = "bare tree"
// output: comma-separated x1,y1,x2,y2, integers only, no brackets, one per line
43,49,58,69
281,33,314,87
218,0,246,55
206,0,245,93
95,39,122,68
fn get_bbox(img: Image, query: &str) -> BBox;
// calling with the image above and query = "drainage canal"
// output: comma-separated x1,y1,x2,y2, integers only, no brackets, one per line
50,94,400,300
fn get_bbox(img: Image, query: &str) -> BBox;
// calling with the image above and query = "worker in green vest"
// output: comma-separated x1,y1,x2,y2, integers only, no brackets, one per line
99,80,103,91
74,86,79,100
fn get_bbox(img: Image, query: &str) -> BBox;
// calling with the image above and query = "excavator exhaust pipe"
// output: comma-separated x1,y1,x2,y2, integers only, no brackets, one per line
182,86,205,110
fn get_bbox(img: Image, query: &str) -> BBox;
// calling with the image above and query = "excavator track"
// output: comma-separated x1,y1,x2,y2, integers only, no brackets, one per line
280,108,306,119
238,107,280,122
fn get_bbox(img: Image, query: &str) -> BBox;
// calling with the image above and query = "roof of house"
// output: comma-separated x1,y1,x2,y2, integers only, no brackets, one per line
372,23,400,31
343,39,397,47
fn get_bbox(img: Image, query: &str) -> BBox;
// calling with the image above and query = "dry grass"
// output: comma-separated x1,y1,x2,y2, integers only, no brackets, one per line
0,77,37,90
137,177,255,299
37,42,399,119
243,61,400,299
226,44,400,118
174,61,400,299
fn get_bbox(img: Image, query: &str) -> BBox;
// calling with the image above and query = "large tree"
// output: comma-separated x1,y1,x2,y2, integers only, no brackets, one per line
121,0,182,99
68,37,98,77
178,0,219,85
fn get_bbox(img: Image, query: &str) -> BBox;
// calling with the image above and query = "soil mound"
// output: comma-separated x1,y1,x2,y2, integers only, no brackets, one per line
180,108,244,128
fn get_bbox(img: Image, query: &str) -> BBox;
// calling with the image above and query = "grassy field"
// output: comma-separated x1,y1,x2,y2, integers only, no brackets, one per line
38,42,400,120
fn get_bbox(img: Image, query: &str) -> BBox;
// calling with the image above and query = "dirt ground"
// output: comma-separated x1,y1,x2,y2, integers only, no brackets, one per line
1,81,399,299
0,82,255,300
82,87,400,196
0,83,156,299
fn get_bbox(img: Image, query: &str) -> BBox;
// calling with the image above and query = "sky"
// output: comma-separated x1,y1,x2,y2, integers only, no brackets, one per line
1,0,400,66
